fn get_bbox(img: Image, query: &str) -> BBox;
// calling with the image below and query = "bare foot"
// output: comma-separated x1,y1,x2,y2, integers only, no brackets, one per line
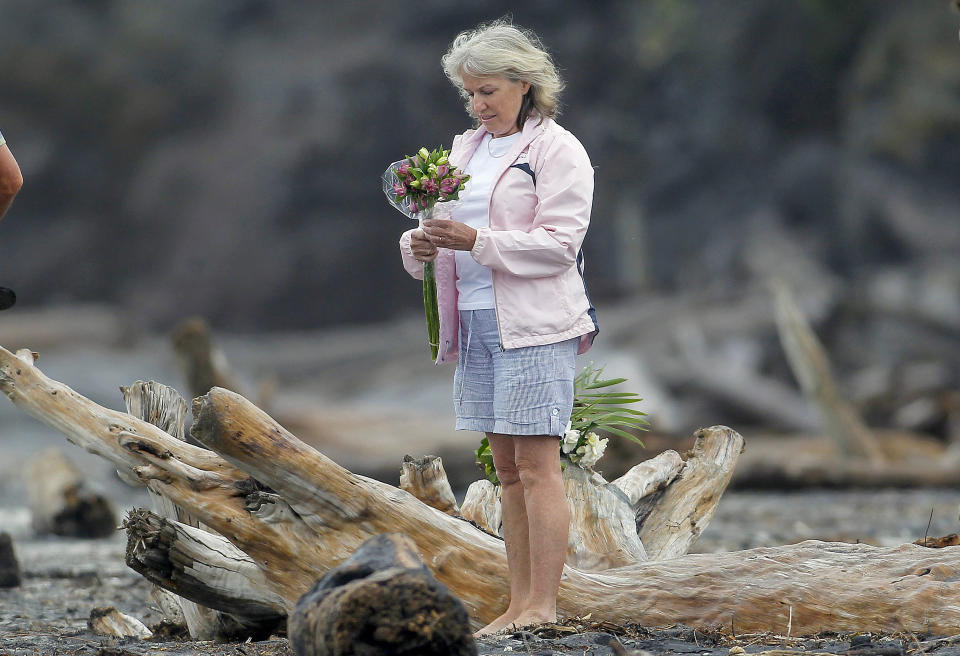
473,610,524,637
511,610,556,629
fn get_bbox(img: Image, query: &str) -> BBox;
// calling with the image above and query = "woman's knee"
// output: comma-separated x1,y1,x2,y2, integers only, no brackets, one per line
491,455,521,486
487,435,522,486
513,440,562,488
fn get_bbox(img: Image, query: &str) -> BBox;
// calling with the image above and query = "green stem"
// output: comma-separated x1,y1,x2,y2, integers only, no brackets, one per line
423,260,439,360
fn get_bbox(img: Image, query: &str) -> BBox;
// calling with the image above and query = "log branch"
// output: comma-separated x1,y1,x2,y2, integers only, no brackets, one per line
773,281,885,464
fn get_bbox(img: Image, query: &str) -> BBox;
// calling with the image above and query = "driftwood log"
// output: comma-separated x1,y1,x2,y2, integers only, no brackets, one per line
5,344,960,636
289,533,476,656
773,280,885,464
24,447,116,538
121,380,287,640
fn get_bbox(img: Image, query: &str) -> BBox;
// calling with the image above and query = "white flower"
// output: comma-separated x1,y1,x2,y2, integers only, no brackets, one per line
561,421,581,454
577,431,608,468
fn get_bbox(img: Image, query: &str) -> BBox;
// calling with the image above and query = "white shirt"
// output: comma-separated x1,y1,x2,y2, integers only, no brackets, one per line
454,132,520,310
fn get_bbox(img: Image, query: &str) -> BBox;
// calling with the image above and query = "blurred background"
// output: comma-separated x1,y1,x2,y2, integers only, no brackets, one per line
1,0,959,493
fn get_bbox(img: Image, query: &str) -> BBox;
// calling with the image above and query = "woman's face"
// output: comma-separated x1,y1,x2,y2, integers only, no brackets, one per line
461,73,531,138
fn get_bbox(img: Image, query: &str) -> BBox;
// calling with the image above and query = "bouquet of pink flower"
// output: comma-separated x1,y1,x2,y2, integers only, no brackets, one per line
383,147,469,359
383,147,469,217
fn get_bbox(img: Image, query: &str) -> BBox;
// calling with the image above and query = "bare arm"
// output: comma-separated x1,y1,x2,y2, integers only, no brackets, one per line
0,143,24,222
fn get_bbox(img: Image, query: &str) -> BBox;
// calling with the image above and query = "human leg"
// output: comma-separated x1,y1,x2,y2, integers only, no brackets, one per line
510,434,569,626
474,433,529,636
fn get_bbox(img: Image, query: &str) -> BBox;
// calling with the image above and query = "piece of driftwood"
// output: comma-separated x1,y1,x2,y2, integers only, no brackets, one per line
125,509,287,640
637,426,744,560
399,455,459,516
658,354,819,433
7,345,960,635
87,606,153,639
733,431,960,489
563,464,648,570
122,380,221,639
773,280,886,464
121,379,287,641
459,480,501,535
915,534,960,548
171,317,246,400
24,447,116,538
0,532,21,588
288,533,476,656
455,437,727,569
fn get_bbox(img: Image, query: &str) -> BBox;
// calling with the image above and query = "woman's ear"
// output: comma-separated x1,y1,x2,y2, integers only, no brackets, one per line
521,81,531,95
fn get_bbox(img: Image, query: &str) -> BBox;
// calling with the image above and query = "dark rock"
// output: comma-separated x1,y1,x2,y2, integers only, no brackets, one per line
288,533,477,656
0,532,22,588
51,489,117,539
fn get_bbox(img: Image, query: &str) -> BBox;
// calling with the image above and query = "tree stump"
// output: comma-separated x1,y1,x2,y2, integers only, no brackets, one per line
288,533,476,656
399,455,459,515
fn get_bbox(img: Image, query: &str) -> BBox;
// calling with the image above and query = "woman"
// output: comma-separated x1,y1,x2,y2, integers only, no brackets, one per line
398,20,597,635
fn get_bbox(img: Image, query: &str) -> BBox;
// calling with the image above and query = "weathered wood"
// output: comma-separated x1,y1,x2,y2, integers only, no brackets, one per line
87,606,152,639
773,280,886,464
459,480,501,535
563,464,647,570
24,447,116,538
399,455,459,515
7,345,960,635
636,426,744,560
611,449,684,506
288,533,476,656
122,379,223,639
124,509,287,640
733,431,960,489
171,317,245,400
659,354,819,433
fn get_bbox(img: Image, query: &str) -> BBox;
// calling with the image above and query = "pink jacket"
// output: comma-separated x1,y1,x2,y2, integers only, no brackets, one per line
399,116,598,364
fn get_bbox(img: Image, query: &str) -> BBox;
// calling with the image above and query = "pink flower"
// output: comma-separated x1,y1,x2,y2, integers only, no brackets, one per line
439,178,457,194
397,162,411,176
393,182,407,198
436,164,449,178
409,199,419,213
421,178,438,194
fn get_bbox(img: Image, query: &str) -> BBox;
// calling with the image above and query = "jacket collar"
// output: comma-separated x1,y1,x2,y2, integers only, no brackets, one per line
451,113,549,169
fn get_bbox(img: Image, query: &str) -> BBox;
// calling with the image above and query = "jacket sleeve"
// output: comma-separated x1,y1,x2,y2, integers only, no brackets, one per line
470,132,594,278
398,228,425,280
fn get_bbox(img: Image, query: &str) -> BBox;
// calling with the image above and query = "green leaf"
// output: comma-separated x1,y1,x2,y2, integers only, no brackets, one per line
599,426,645,444
584,377,627,389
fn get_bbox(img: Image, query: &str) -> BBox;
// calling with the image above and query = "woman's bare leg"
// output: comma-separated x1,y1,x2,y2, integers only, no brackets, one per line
474,434,569,635
474,434,529,636
510,435,568,627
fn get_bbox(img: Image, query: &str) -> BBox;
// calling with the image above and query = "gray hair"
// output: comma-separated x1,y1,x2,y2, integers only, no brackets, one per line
442,20,564,129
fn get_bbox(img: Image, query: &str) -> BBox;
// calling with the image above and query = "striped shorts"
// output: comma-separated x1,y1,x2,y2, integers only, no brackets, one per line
453,309,578,437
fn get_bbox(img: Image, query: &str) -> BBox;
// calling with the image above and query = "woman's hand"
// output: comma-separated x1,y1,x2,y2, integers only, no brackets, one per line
410,229,439,263
422,218,478,251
